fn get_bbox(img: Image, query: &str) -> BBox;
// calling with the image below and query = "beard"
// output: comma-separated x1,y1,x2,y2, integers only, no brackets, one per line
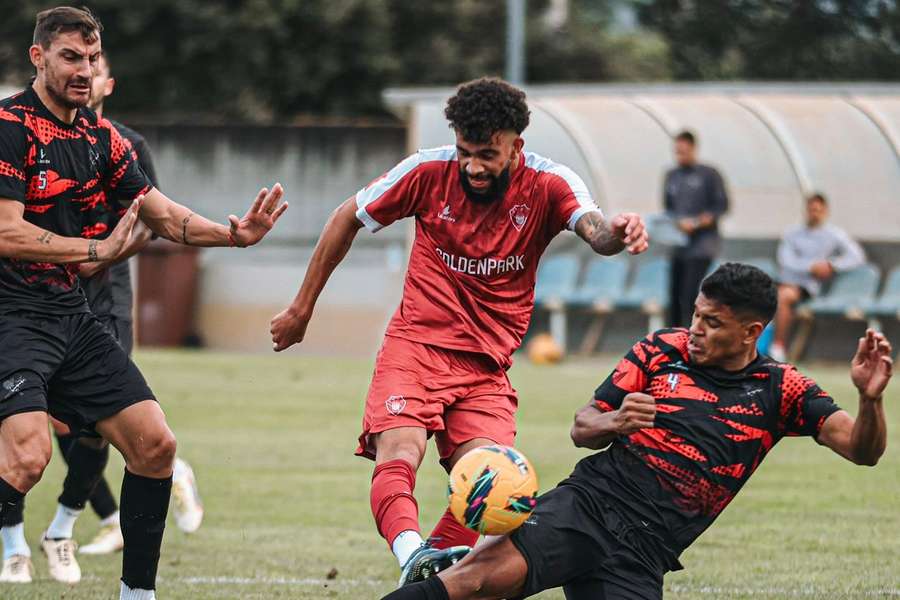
459,160,512,204
44,68,91,110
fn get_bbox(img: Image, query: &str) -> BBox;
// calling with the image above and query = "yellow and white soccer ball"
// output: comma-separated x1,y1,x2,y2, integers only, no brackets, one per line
448,445,539,535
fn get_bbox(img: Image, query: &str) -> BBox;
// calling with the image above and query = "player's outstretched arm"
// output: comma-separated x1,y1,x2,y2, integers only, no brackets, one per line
574,211,649,256
78,220,154,279
818,329,892,466
0,196,141,263
270,197,364,352
137,184,286,247
571,393,656,450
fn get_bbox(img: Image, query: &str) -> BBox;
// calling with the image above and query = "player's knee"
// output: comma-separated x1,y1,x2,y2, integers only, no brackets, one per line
374,433,425,468
11,446,51,491
130,430,177,476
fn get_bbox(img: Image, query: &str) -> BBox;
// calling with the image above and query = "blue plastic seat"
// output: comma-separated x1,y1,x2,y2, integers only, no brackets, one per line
865,266,900,319
802,264,881,319
534,253,580,308
565,257,628,310
616,258,670,314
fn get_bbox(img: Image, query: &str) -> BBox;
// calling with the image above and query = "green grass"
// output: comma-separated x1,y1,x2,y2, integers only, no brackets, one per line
5,350,898,599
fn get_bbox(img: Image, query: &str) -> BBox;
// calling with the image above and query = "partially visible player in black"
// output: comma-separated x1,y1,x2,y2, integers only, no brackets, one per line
381,262,892,600
0,8,287,600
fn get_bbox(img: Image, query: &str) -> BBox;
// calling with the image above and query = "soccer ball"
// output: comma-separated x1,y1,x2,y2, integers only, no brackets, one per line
526,333,563,364
448,445,539,535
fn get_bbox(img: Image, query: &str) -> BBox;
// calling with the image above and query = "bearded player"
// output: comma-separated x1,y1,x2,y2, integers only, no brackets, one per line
270,77,649,584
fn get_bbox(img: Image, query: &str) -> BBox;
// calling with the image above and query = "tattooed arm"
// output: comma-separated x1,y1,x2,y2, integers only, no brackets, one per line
574,210,649,256
0,197,141,263
137,185,286,247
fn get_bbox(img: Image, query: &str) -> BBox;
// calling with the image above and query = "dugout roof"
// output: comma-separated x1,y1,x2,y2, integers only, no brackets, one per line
385,83,900,242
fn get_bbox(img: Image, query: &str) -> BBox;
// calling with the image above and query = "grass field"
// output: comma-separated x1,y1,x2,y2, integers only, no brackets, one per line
3,349,898,599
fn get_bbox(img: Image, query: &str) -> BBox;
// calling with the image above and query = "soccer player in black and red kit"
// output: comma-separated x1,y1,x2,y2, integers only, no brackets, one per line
382,262,892,600
0,49,202,585
0,8,286,600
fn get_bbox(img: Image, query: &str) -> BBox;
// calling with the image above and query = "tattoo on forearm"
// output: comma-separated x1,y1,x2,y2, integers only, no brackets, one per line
182,213,194,245
88,239,99,262
37,231,54,245
579,213,621,253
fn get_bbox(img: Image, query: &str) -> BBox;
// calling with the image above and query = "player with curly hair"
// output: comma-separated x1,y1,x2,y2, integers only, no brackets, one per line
270,77,649,586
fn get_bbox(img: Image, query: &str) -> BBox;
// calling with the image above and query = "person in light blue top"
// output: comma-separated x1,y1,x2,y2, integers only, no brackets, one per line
770,192,865,361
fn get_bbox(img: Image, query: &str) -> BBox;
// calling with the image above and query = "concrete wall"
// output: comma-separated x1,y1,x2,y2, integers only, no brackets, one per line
131,124,409,357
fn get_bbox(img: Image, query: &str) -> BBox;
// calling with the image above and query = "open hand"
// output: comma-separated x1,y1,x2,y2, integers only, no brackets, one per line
610,213,649,255
850,329,893,400
228,184,288,247
98,196,142,261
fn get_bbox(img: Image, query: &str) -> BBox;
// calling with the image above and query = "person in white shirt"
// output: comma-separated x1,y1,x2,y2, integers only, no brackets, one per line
771,193,865,361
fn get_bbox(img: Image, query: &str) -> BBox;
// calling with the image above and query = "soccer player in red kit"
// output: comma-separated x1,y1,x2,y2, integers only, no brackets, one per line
270,78,649,585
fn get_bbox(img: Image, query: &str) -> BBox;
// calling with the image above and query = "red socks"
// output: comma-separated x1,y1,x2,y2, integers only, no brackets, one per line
371,459,420,545
428,507,479,549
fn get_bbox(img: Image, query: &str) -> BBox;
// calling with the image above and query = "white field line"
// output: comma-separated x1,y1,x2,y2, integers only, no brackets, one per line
667,585,900,597
163,576,383,586
84,575,900,596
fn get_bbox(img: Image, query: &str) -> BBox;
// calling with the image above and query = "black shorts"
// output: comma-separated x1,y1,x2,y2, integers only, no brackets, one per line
97,314,134,356
0,311,154,433
509,484,666,600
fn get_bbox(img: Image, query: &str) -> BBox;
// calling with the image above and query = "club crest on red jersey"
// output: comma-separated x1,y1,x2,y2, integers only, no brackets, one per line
385,395,406,415
509,204,530,231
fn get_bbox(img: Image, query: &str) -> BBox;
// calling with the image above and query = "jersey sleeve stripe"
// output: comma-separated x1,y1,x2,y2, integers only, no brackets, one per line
354,151,423,233
524,153,599,231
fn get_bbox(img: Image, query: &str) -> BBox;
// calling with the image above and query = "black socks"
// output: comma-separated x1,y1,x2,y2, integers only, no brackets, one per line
120,469,172,590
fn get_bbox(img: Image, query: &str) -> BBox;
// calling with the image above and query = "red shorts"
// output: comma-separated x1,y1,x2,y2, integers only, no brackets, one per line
356,336,518,467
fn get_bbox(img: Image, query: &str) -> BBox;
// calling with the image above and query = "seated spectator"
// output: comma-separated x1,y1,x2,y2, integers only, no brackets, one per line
770,193,865,361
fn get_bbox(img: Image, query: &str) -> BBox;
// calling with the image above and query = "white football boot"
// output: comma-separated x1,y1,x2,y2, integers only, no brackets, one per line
80,521,124,555
172,458,204,533
0,554,34,583
41,533,81,583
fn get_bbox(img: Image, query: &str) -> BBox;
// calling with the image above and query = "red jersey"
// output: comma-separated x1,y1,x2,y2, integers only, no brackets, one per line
355,146,598,368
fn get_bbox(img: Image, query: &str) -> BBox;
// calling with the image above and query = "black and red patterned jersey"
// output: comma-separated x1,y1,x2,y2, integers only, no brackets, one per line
80,119,159,322
0,86,151,315
585,328,841,555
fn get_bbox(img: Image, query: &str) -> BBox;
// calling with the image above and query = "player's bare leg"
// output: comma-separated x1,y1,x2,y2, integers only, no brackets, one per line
0,412,52,496
380,536,528,600
428,437,497,551
371,427,470,585
96,401,176,600
0,413,50,584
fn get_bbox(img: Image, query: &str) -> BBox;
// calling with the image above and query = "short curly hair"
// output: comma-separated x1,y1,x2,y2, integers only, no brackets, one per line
444,77,530,144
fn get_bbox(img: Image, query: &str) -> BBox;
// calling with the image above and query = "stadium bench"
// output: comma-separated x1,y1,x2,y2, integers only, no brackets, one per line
864,265,900,324
534,253,581,350
791,264,882,361
564,257,629,354
615,257,670,333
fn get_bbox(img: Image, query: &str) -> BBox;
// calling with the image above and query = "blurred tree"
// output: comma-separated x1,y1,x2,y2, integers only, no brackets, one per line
635,0,900,80
527,0,670,82
0,0,895,121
